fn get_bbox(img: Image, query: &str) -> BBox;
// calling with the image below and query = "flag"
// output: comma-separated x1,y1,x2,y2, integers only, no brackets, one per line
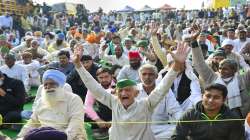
212,0,230,9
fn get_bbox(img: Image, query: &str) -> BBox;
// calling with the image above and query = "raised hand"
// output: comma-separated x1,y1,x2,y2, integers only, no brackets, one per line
168,42,190,71
190,24,201,41
73,44,83,68
169,42,190,63
150,22,158,36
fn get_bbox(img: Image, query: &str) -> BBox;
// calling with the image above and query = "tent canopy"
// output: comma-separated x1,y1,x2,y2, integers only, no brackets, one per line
159,4,176,11
117,5,135,12
137,5,155,12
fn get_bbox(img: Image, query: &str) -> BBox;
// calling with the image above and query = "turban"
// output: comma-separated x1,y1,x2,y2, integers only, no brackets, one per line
42,70,66,87
116,79,136,89
4,53,16,60
24,127,67,140
0,34,7,41
24,35,33,41
34,31,42,37
99,60,112,70
57,33,65,40
136,40,148,48
86,33,97,44
221,39,235,48
213,50,226,58
74,32,83,39
94,26,101,33
128,51,141,60
124,37,132,41
109,26,117,33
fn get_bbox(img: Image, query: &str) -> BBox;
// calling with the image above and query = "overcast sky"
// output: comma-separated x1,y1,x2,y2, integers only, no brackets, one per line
34,0,204,12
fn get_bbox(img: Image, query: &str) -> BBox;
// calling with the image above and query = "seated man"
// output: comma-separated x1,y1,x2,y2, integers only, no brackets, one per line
48,33,69,52
221,39,249,70
73,42,187,140
171,83,245,140
240,41,250,65
17,69,87,140
0,71,25,125
137,64,182,139
157,52,202,111
38,50,74,76
206,49,226,72
0,53,29,92
67,55,99,102
25,40,49,64
16,52,41,88
85,68,114,139
21,74,72,120
192,39,250,118
99,44,129,67
10,35,33,59
117,51,142,83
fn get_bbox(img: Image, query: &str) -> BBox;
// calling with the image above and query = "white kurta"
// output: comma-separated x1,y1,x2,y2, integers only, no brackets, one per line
157,68,202,111
16,60,41,86
76,65,178,140
18,90,87,140
117,65,141,83
0,64,29,92
136,83,182,139
99,49,129,67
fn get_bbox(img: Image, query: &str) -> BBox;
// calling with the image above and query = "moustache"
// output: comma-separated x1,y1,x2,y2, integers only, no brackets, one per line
44,88,56,93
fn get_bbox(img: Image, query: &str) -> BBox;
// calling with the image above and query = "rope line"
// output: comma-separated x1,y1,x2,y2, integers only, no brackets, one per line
0,118,246,125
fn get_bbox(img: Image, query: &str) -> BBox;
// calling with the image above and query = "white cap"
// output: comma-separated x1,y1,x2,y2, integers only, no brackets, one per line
221,39,235,47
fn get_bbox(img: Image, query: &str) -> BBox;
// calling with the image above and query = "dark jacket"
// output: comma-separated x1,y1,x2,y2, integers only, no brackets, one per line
66,63,99,102
0,74,25,113
171,101,245,140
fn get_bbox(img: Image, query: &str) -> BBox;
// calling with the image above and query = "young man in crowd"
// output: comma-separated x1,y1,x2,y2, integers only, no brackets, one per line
171,83,245,140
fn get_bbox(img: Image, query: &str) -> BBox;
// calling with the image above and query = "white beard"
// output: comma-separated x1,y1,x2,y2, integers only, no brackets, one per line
41,87,63,107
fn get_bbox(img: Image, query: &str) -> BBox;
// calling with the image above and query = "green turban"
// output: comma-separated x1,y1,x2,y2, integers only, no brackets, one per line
136,40,148,48
0,34,7,41
116,79,136,89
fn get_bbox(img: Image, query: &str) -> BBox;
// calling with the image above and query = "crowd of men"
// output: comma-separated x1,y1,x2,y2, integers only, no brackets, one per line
0,4,250,140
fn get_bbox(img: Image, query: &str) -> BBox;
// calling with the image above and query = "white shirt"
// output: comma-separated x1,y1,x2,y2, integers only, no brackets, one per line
137,83,182,139
117,65,140,83
233,38,250,53
83,42,99,59
99,48,129,67
0,15,13,29
0,64,29,92
157,68,202,111
16,60,40,79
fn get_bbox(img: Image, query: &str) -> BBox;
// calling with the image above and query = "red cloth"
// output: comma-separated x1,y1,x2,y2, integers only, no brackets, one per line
128,51,141,60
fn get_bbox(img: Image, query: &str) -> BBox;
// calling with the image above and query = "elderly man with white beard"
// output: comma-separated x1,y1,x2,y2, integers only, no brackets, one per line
17,70,87,140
